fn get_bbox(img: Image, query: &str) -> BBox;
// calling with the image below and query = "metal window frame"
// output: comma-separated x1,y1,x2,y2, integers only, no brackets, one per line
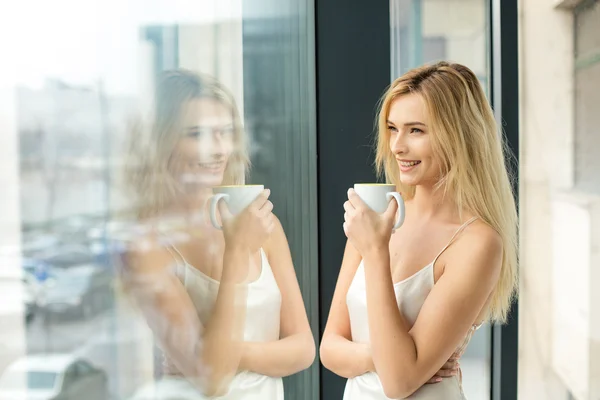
241,2,320,399
315,0,391,398
489,0,519,398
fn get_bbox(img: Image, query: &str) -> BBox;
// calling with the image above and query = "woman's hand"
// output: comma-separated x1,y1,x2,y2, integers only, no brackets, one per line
220,189,275,253
343,188,397,256
425,357,460,384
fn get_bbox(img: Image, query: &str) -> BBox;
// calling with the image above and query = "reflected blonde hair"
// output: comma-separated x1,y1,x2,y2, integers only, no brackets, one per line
124,69,249,219
375,61,518,323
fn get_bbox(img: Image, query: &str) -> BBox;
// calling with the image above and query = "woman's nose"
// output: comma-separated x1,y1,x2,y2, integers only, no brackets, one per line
199,131,226,156
390,133,407,154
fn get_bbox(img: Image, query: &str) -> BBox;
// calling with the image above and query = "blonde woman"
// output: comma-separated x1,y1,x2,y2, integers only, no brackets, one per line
120,69,315,399
320,62,518,399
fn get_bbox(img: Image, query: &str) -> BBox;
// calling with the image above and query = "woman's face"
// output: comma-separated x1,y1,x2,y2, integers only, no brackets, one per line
171,97,236,190
387,94,441,187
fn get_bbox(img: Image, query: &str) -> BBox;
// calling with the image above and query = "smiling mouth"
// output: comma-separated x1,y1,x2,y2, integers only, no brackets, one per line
398,160,421,167
198,161,225,172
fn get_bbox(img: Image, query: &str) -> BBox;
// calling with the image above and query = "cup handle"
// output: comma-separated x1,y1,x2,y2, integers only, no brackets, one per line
209,193,229,230
386,192,405,231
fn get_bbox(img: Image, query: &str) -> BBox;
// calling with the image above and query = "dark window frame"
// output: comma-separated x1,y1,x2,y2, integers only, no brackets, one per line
489,0,519,398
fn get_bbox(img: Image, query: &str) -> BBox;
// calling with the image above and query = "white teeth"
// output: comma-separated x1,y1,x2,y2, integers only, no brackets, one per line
400,161,420,167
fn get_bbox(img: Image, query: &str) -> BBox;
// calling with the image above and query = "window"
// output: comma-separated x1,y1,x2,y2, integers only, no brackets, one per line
389,2,491,397
0,1,317,399
574,0,600,193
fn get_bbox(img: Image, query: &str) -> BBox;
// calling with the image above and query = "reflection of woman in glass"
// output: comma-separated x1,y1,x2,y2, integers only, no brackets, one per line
320,62,518,399
121,69,315,399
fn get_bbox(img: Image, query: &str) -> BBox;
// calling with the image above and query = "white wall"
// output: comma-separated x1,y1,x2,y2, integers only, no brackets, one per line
518,0,600,399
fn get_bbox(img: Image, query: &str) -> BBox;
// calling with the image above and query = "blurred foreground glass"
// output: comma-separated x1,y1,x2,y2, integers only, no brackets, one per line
0,0,317,399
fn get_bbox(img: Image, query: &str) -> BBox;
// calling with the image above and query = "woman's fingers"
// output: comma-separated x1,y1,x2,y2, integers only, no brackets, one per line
426,361,460,384
343,201,354,213
442,359,459,370
258,200,274,217
436,367,459,377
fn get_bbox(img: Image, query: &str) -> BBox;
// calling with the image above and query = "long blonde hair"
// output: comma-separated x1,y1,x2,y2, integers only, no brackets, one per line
124,69,250,219
375,61,518,323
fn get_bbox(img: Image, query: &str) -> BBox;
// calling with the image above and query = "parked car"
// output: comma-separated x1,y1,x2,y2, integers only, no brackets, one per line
38,265,114,320
86,221,136,267
126,381,163,400
22,259,53,283
21,235,60,257
0,354,108,400
0,253,53,323
22,271,42,324
0,252,53,283
36,246,96,270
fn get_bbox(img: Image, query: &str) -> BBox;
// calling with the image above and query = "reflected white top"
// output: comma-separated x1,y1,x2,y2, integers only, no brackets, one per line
160,247,284,400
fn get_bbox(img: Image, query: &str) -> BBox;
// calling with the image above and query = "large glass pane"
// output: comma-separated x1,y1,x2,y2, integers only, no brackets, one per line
0,1,317,399
389,1,491,398
391,0,490,94
519,0,600,399
574,0,600,194
242,1,319,398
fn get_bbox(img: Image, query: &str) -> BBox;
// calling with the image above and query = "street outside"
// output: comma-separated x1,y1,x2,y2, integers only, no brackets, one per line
0,297,154,400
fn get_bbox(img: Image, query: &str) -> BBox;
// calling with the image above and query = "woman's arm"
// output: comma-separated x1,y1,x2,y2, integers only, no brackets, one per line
123,237,251,397
362,224,502,398
319,335,374,378
237,217,316,377
319,241,376,378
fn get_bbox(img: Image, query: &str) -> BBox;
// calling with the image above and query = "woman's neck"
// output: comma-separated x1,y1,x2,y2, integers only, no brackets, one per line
163,189,213,224
410,184,459,223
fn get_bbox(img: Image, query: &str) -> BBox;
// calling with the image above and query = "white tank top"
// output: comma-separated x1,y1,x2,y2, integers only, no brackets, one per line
344,217,480,400
162,247,284,400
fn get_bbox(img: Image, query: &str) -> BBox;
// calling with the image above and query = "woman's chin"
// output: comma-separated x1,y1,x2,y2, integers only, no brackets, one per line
203,175,225,188
399,175,418,187
180,172,224,187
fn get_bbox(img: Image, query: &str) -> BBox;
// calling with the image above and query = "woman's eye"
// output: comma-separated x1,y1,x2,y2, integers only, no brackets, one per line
410,128,423,134
220,126,235,137
186,127,211,138
387,125,397,132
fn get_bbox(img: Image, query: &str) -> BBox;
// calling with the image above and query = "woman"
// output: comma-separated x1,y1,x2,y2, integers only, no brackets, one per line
120,69,315,399
320,62,518,399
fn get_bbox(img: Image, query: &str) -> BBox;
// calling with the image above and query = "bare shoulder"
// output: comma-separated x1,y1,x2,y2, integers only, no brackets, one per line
122,227,175,275
271,213,286,235
447,219,503,280
457,219,503,250
462,219,503,251
263,215,287,253
262,214,291,271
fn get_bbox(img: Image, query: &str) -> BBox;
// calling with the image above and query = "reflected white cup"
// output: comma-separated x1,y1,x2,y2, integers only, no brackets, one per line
209,185,265,230
353,183,405,230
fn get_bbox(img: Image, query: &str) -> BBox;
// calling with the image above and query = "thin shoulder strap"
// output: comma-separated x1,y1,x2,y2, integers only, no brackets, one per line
163,238,189,266
154,228,191,279
432,216,479,265
161,238,192,281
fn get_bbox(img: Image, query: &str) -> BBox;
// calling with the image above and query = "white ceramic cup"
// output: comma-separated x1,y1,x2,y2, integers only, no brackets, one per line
209,185,265,230
353,183,405,230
